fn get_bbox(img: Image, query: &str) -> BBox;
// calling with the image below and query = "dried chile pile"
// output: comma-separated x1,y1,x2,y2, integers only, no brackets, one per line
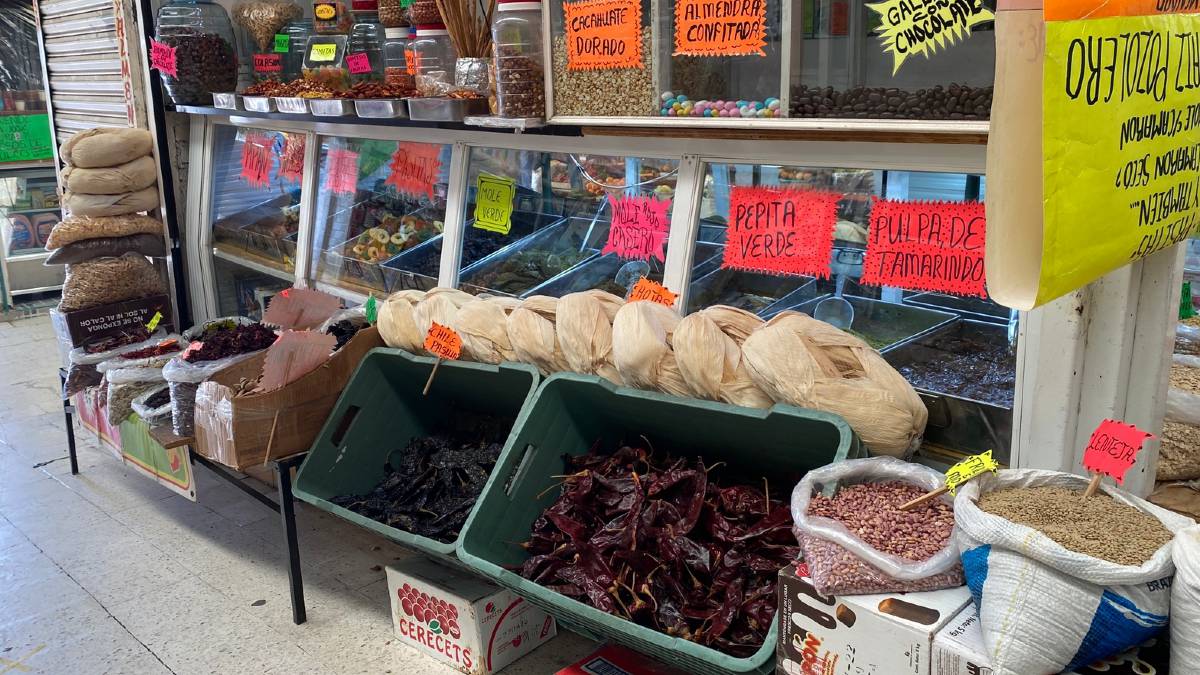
519,444,795,657
84,327,151,354
118,338,181,360
331,410,513,543
325,319,363,352
182,323,276,363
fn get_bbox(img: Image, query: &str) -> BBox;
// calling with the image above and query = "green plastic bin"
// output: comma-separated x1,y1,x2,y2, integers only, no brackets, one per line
293,348,540,562
456,373,863,675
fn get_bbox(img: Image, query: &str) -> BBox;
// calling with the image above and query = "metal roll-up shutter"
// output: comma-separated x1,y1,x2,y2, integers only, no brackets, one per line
34,0,146,145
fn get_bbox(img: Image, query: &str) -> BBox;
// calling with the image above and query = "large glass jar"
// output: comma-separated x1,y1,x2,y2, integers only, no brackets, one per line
280,19,313,81
155,0,239,105
411,24,455,95
491,0,544,118
382,27,414,89
347,9,385,82
377,0,407,28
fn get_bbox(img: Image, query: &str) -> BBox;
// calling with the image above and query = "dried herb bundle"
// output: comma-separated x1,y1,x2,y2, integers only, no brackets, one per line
519,443,796,657
434,0,495,58
331,410,513,543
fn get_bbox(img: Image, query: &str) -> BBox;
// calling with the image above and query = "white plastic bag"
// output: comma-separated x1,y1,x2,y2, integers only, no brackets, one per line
106,365,165,425
182,316,257,342
64,331,165,397
790,456,963,594
163,349,266,436
95,334,182,372
131,383,171,424
1167,386,1200,426
1173,525,1200,670
955,469,1193,675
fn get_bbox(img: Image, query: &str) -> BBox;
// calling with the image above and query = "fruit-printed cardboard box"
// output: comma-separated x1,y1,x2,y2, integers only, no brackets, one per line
386,557,556,675
778,561,972,675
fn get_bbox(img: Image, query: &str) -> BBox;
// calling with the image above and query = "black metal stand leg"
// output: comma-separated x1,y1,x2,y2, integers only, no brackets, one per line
59,369,79,475
275,459,306,625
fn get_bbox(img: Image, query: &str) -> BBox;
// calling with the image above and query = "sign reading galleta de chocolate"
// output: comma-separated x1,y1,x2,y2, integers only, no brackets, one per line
564,0,643,70
674,0,767,57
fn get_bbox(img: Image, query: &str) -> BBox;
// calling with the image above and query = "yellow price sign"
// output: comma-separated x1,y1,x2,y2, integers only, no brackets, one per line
473,173,517,235
308,43,337,62
945,449,999,496
145,311,163,332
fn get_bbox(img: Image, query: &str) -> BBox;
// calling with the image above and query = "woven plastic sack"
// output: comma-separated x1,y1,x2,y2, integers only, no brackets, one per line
743,311,926,457
611,300,689,397
131,384,172,425
378,290,426,352
45,233,166,265
413,288,473,355
46,214,163,250
674,305,772,409
955,469,1193,675
457,296,520,364
1173,525,1200,670
60,127,153,169
790,456,963,596
59,253,165,312
556,289,624,384
106,366,165,425
64,186,159,217
62,155,157,195
507,295,567,375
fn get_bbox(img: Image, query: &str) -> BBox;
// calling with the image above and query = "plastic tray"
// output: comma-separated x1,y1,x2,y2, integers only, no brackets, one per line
382,210,561,279
242,96,275,112
902,291,1014,325
293,348,540,563
457,217,603,297
686,268,820,317
456,373,862,675
213,92,240,110
408,96,489,121
354,98,409,118
319,235,391,293
274,96,309,114
309,98,355,116
789,294,958,353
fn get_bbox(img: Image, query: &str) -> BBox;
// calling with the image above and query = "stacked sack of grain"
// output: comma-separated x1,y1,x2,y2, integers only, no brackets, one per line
59,128,159,217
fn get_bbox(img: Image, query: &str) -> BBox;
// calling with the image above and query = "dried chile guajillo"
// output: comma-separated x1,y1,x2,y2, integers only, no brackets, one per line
517,443,797,657
330,410,514,543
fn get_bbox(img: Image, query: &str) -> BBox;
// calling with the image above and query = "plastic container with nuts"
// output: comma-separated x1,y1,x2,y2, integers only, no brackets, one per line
411,23,456,96
382,27,415,89
491,0,544,119
548,2,654,117
377,0,407,27
347,8,385,83
406,0,441,25
302,35,351,89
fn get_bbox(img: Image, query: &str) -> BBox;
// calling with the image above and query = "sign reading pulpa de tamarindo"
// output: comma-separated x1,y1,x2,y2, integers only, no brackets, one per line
563,0,643,70
859,199,987,298
867,0,995,73
721,186,841,278
673,0,767,57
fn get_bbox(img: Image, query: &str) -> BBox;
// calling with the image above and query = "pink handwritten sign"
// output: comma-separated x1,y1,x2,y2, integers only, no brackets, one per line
149,39,177,78
346,52,371,74
324,148,360,196
601,195,671,262
239,132,273,188
1082,419,1155,485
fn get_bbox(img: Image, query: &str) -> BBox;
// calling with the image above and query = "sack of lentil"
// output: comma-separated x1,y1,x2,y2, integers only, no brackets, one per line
1173,525,1200,670
955,469,1193,675
378,290,427,352
790,456,964,596
1166,362,1200,426
105,365,166,425
46,214,163,250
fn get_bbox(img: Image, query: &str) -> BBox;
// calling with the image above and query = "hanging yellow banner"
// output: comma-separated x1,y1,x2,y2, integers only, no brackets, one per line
1038,12,1200,307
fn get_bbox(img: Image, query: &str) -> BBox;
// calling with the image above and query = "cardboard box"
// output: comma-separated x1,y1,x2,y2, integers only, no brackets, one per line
52,295,174,348
931,606,1171,675
192,327,384,470
777,562,972,675
385,557,556,675
556,644,687,675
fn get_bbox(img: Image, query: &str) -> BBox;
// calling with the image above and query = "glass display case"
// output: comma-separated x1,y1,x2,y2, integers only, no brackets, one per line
0,166,64,308
207,124,304,317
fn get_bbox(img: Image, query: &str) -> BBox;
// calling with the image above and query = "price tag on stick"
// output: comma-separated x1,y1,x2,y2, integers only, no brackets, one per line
1081,419,1155,497
422,323,461,395
899,450,999,511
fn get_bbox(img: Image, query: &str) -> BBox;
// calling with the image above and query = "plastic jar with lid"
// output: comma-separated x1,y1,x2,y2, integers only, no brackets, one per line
302,34,350,89
382,27,415,89
347,7,385,82
377,0,407,28
155,0,239,105
313,0,352,34
407,0,441,25
233,0,302,82
279,19,313,80
411,23,456,95
491,0,544,118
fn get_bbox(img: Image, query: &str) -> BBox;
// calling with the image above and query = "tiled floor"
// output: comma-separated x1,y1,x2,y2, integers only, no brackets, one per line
0,316,595,674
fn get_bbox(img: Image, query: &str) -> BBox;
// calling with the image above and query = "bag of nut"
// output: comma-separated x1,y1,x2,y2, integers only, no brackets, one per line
790,456,965,596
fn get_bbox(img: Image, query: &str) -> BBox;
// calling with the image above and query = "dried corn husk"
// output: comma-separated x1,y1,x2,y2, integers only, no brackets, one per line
507,295,567,375
457,295,521,364
675,306,772,409
413,288,474,354
556,290,625,384
378,290,426,352
742,311,926,457
611,301,689,397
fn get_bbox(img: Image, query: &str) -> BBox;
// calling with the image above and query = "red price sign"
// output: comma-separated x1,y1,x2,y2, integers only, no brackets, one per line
149,39,177,78
601,195,671,262
253,53,282,73
859,199,988,298
721,186,841,278
424,322,461,360
278,133,305,183
385,142,441,200
629,278,677,307
1082,419,1155,485
240,133,273,188
346,52,371,74
324,148,360,196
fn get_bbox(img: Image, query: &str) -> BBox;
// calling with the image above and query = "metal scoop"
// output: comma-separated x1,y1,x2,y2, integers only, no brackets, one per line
813,272,855,330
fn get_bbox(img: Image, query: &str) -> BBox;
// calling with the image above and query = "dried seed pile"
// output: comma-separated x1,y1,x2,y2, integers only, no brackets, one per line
1157,421,1200,481
60,254,166,312
1170,364,1200,394
978,486,1173,566
551,30,655,117
801,481,962,595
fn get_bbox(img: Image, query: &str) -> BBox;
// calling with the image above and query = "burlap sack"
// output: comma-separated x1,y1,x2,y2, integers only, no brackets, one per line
378,290,426,352
556,290,624,384
413,288,474,354
742,312,927,457
63,155,157,195
45,214,164,250
611,301,690,397
61,128,153,168
675,305,772,409
65,186,160,217
507,295,568,375
457,295,521,364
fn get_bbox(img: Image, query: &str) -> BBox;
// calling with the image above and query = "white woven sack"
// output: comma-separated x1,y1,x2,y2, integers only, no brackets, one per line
1172,525,1200,670
955,469,1193,675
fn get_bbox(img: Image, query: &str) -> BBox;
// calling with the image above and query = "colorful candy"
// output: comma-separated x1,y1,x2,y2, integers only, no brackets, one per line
659,92,782,119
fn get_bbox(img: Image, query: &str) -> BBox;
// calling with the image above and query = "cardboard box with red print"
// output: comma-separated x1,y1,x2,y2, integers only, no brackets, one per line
386,558,556,675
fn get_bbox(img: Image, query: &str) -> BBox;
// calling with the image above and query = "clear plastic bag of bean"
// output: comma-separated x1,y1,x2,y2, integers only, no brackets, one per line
790,456,965,596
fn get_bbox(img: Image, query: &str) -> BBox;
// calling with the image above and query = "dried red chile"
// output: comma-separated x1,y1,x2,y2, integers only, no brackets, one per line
182,323,276,363
158,30,238,105
119,338,181,360
330,410,513,543
518,443,796,657
84,327,151,354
